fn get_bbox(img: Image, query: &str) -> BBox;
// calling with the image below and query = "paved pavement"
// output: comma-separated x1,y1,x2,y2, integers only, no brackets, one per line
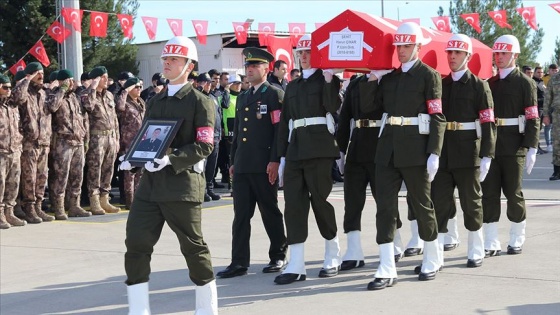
1,148,559,315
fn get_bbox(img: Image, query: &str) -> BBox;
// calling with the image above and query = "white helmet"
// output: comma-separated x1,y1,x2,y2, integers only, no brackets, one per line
295,34,312,51
492,35,520,54
445,34,472,54
393,22,424,46
161,36,198,61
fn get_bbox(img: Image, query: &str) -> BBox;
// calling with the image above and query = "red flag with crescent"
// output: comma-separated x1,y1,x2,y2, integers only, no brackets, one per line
266,36,294,78
46,21,71,44
118,14,134,39
142,17,158,41
488,10,512,29
550,3,560,14
232,22,248,45
90,11,108,37
29,40,50,67
516,7,537,30
288,23,306,47
258,22,275,46
167,18,183,36
460,13,481,33
192,20,208,44
61,8,83,32
431,16,451,32
9,60,26,75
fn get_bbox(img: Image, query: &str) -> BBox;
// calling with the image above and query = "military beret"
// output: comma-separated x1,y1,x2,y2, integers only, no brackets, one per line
80,72,90,81
57,69,73,81
89,66,108,79
118,71,134,81
14,70,26,82
49,71,60,82
197,72,211,82
25,62,43,74
0,74,10,84
123,77,141,89
243,47,274,66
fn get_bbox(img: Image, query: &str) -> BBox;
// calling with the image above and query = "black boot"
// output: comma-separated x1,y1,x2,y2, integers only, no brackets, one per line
550,165,560,181
206,183,221,201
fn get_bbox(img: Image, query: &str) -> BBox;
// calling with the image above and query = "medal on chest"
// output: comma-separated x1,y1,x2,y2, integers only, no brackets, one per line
256,101,267,120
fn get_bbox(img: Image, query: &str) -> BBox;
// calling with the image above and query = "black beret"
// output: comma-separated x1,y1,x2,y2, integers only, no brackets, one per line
197,72,211,82
152,72,162,81
118,71,134,81
243,47,274,66
14,70,26,82
80,72,90,81
49,71,60,82
25,62,43,75
57,69,73,81
89,66,108,79
0,74,10,84
123,77,141,89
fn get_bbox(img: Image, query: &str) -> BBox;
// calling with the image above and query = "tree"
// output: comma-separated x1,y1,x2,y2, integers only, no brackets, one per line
448,0,544,67
0,0,139,78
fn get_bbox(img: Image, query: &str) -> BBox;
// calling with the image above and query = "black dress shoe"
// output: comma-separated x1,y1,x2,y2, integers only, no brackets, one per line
443,243,459,251
216,264,248,278
274,273,306,285
394,252,404,263
414,264,443,275
484,249,501,258
404,247,423,257
418,271,437,281
367,277,397,290
340,260,365,271
318,266,340,278
213,181,225,189
204,193,211,202
507,245,522,255
467,259,483,268
262,260,286,273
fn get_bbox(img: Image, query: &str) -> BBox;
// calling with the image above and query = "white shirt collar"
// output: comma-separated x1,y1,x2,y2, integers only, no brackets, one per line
251,81,265,93
451,69,468,81
401,59,418,72
167,82,188,96
499,67,515,79
302,68,318,79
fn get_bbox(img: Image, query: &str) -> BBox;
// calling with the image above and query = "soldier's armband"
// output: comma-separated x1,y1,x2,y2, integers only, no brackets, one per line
426,99,442,114
524,105,538,120
196,126,214,143
479,108,495,123
271,110,281,124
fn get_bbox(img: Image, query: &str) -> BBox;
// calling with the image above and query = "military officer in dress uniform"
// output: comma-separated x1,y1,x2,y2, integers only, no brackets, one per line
275,34,343,285
430,34,496,269
216,47,287,279
120,36,217,315
360,22,446,290
483,35,539,256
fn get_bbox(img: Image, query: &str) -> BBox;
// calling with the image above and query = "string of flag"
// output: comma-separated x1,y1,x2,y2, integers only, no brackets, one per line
7,3,560,75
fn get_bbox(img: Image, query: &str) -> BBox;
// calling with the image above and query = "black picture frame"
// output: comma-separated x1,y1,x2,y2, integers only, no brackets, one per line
124,118,184,167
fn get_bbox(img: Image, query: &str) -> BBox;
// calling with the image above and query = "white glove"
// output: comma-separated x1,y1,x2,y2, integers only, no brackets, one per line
119,160,133,171
427,154,439,182
323,69,334,83
145,155,171,172
278,157,286,188
369,69,393,81
336,152,345,175
118,154,126,162
525,147,537,175
479,157,492,182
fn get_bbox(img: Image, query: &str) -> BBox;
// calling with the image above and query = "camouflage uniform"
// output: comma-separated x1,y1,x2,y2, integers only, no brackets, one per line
81,87,120,214
116,90,145,209
12,78,52,223
543,72,560,177
0,94,24,228
46,87,90,218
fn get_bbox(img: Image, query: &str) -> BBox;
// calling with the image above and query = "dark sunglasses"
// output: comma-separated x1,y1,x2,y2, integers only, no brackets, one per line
1,86,12,90
134,85,143,89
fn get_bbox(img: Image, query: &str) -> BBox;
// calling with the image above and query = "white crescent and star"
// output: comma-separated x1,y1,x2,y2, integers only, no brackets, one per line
494,13,503,20
291,26,302,34
146,20,153,28
170,21,179,31
95,15,103,27
195,23,203,33
436,19,446,30
35,47,43,54
521,9,531,19
263,26,272,33
70,11,79,21
275,49,292,69
52,26,61,35
465,16,475,24
17,65,24,71
121,17,130,27
235,25,245,32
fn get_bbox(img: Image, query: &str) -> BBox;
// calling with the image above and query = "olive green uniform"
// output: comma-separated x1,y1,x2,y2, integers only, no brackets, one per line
543,73,560,168
277,69,341,244
432,70,496,232
125,83,216,286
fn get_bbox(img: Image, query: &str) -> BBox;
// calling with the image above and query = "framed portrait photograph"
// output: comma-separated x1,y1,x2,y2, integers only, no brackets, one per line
124,118,184,166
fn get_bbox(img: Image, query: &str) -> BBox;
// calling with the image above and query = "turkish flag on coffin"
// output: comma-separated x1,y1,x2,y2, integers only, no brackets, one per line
310,10,494,79
29,40,50,67
47,21,71,44
90,11,109,37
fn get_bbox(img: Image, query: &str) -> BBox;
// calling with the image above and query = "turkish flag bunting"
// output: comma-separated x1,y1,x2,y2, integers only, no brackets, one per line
192,20,208,44
9,60,26,75
29,40,50,67
516,7,538,30
232,22,248,44
488,10,512,29
431,16,451,32
288,23,306,47
90,11,109,37
550,3,560,14
46,21,71,44
61,8,83,32
460,13,481,33
402,18,421,24
266,36,294,78
167,18,183,36
118,14,134,39
315,23,325,30
142,17,158,41
258,22,275,46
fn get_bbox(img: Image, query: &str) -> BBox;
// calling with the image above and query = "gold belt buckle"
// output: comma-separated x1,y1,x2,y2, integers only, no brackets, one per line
495,118,503,126
447,121,458,131
362,119,370,127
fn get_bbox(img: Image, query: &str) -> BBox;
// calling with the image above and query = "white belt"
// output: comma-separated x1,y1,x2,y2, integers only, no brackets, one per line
446,121,476,131
386,116,419,126
293,117,327,129
356,119,382,128
495,118,519,126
